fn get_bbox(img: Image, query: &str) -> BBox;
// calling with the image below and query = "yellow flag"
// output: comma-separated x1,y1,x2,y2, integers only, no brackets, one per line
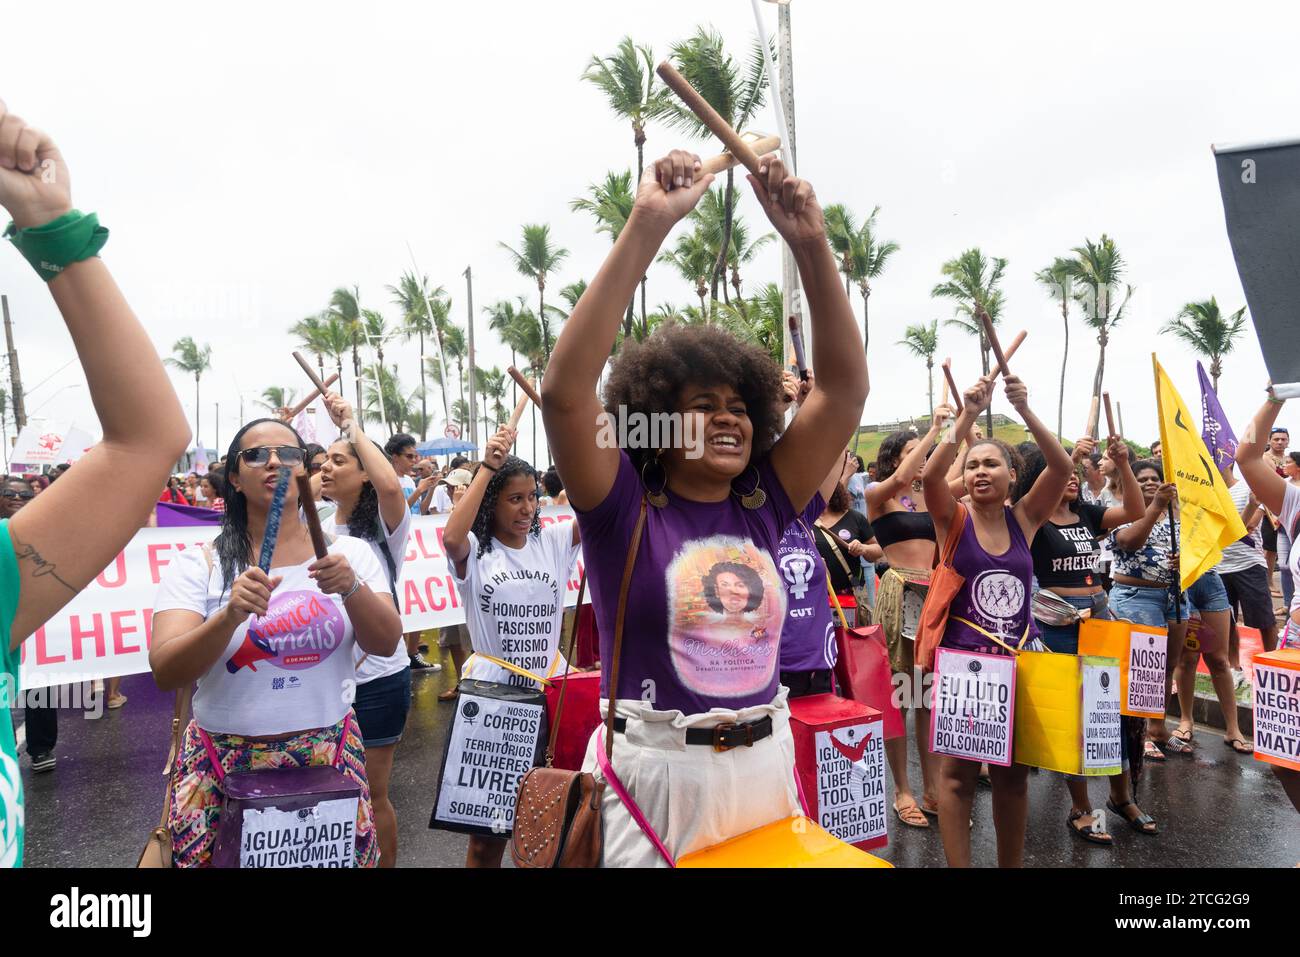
1152,355,1248,589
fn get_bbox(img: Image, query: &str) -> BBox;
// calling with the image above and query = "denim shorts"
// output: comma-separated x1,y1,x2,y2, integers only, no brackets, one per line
353,665,412,747
1110,583,1189,627
1186,571,1230,614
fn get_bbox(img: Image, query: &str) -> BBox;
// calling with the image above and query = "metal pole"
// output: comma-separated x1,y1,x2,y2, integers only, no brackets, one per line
464,265,477,447
1168,502,1183,623
2,295,27,429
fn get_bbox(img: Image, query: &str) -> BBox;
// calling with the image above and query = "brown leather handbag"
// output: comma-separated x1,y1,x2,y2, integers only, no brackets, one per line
511,498,645,868
137,684,193,868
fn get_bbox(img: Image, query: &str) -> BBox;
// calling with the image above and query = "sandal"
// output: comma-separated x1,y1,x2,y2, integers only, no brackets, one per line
1142,739,1167,762
894,800,931,829
1164,728,1195,755
1067,808,1113,846
107,694,128,710
438,685,460,702
1107,799,1158,835
1224,737,1254,754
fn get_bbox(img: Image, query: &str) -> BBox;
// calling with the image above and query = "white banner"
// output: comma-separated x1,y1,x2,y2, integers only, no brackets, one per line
18,507,586,689
929,648,1016,767
10,424,96,469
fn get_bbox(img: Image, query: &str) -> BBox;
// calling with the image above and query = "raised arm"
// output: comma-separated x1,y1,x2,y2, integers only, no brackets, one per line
866,405,955,512
1006,375,1073,534
0,101,190,649
760,157,870,510
923,376,994,532
322,391,405,534
1236,393,1288,516
443,427,513,577
542,151,714,511
1099,435,1145,530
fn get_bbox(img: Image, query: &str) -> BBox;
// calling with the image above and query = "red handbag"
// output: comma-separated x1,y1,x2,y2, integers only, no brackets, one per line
543,671,602,772
828,589,904,739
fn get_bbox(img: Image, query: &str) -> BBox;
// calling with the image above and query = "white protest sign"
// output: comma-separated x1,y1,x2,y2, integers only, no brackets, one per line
239,796,358,868
930,648,1016,766
1081,659,1123,774
19,508,587,689
815,720,886,846
433,690,545,834
1253,658,1300,771
1126,625,1167,718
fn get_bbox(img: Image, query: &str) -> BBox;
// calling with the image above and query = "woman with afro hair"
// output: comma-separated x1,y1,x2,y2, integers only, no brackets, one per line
442,425,581,867
540,149,868,866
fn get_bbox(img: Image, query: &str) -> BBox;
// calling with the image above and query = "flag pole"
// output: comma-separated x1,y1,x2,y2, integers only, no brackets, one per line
1153,353,1182,622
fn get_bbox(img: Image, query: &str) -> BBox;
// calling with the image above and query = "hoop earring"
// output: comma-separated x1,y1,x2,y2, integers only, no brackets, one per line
641,452,669,508
732,465,767,510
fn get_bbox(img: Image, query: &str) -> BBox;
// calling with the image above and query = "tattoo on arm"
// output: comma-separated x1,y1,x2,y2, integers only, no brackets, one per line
10,532,76,594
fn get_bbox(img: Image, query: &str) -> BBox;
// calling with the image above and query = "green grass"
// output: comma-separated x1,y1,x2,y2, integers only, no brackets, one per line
1194,672,1252,705
850,421,1033,464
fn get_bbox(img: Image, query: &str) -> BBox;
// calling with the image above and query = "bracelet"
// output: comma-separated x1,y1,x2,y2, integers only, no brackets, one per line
340,578,364,602
479,462,498,473
1268,395,1285,406
4,209,109,282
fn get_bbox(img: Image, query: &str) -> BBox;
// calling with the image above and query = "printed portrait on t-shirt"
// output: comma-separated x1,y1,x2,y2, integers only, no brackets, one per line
225,590,346,674
665,535,785,697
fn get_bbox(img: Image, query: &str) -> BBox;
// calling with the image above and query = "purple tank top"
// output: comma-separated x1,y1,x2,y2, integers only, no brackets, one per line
942,506,1032,655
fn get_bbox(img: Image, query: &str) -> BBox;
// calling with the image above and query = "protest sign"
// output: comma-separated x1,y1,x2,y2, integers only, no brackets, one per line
1015,651,1122,776
791,693,886,850
236,797,358,868
1252,648,1300,772
929,648,1016,767
1079,619,1168,719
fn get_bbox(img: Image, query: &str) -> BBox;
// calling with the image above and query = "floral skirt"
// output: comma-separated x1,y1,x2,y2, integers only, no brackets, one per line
168,710,378,868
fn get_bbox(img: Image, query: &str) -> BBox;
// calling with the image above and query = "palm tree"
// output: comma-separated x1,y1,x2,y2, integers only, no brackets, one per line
718,282,784,366
442,324,469,433
1035,258,1076,440
1067,235,1134,402
655,28,769,308
327,285,364,414
478,366,509,436
259,386,294,416
932,248,1007,434
361,308,391,372
571,171,637,337
292,311,351,390
898,321,940,415
389,271,448,440
362,364,413,435
165,337,213,452
658,228,715,315
499,224,569,367
689,187,774,309
826,204,899,352
582,36,667,330
1161,298,1248,392
486,297,537,407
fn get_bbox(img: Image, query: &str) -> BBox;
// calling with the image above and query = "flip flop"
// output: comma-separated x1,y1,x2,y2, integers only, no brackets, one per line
1224,737,1254,754
1108,799,1158,835
1142,739,1167,762
894,801,931,829
1067,809,1113,846
1164,728,1195,755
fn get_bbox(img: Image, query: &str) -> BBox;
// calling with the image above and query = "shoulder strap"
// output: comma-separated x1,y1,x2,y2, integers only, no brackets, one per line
798,518,850,630
543,571,587,767
935,503,967,570
604,497,648,763
814,522,855,581
158,545,211,827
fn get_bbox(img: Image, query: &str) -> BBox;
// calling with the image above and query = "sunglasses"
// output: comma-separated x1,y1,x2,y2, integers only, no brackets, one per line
1,489,34,500
238,445,306,469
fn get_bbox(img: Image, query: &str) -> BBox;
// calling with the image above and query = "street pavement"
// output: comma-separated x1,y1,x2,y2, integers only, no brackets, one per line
12,657,1299,868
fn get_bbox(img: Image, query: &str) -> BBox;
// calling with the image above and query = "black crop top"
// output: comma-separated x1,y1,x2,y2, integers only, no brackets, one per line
1030,503,1108,589
872,509,936,549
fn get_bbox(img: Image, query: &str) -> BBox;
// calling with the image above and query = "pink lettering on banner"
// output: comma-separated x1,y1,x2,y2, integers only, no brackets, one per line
96,552,128,589
147,543,173,584
69,614,107,660
111,610,142,655
23,626,66,665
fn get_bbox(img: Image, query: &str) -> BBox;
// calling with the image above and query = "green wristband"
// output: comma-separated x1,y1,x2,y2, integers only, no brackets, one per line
3,209,109,282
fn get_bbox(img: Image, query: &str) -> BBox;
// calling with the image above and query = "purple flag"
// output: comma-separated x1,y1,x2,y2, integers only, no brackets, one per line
1198,360,1237,470
156,502,223,527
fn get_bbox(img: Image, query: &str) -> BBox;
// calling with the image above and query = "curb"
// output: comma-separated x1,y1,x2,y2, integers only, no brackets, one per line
1169,690,1252,737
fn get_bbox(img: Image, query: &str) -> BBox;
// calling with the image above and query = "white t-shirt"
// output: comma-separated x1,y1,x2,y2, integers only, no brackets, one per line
449,522,581,688
1281,483,1300,614
154,535,388,737
432,485,453,514
1218,481,1266,574
331,506,412,684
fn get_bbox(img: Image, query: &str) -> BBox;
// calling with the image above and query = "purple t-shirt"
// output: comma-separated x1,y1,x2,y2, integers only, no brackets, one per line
942,506,1033,655
777,495,837,673
575,450,798,715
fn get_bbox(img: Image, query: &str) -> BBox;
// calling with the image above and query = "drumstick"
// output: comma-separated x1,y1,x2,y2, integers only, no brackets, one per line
978,310,1011,378
296,474,329,559
990,330,1026,381
258,468,292,573
508,366,542,409
1103,392,1118,437
293,351,330,395
506,390,531,432
1117,401,1126,439
942,359,963,413
941,370,950,407
1085,396,1101,439
788,315,808,381
282,372,340,421
656,61,765,178
700,134,781,176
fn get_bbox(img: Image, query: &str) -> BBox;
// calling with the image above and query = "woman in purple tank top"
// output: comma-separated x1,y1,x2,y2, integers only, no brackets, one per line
922,371,1072,866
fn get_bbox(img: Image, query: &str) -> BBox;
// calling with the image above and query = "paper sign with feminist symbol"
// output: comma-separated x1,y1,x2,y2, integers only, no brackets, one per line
929,648,1016,766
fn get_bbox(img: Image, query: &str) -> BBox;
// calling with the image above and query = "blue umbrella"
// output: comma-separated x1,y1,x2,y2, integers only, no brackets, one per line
415,436,479,456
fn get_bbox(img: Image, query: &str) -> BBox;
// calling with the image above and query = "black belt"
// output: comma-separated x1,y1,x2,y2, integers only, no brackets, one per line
611,715,774,752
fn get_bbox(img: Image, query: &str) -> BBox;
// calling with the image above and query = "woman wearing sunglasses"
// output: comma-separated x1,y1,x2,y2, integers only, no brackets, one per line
0,478,35,519
150,419,402,867
0,99,192,867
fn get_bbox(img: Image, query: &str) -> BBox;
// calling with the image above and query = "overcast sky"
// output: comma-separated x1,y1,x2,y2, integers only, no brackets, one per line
3,0,1297,463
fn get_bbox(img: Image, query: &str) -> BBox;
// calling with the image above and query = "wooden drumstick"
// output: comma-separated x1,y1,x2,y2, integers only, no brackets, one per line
990,330,1027,381
296,474,329,559
1085,396,1101,439
506,389,531,432
656,61,765,178
508,366,542,410
978,310,1011,378
1103,392,1118,437
1117,401,1126,439
283,372,340,421
293,351,330,395
699,134,781,176
942,360,963,413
